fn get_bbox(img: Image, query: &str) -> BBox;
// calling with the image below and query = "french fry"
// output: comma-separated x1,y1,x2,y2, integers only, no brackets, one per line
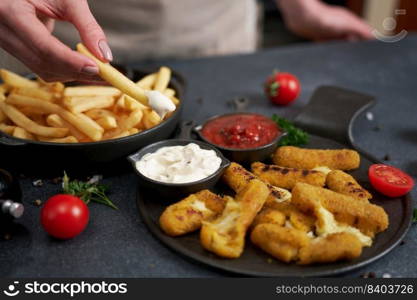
0,84,8,96
0,124,16,135
76,43,149,105
64,86,121,97
19,107,48,116
13,127,35,140
128,128,139,135
122,95,148,111
75,113,104,132
163,88,175,98
63,95,114,113
170,96,180,106
30,114,47,126
0,102,68,138
0,69,38,89
154,66,171,92
6,94,103,141
38,136,78,143
120,109,143,131
96,115,117,130
12,87,54,102
142,109,161,129
109,130,130,139
46,114,88,142
84,108,116,120
136,73,157,89
37,78,65,94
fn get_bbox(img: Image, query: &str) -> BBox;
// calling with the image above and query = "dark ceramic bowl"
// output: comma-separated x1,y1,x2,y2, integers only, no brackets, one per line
128,139,230,198
194,112,286,165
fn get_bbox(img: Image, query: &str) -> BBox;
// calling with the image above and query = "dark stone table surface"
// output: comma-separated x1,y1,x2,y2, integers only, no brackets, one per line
1,35,416,278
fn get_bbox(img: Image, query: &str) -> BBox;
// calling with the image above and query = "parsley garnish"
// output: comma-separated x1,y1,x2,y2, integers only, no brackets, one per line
62,172,118,210
413,208,417,223
272,114,309,146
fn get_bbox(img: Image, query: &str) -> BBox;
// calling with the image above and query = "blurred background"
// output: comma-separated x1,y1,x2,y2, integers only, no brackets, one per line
262,0,417,47
1,0,416,73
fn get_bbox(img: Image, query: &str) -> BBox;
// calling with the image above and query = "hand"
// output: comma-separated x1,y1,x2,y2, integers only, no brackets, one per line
0,0,112,82
277,0,374,41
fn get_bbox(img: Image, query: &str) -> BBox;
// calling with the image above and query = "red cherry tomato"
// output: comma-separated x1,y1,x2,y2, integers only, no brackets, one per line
368,164,414,197
41,194,89,239
265,72,301,105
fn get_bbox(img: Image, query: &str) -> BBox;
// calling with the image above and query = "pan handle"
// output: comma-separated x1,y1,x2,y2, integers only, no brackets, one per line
293,85,376,147
0,133,27,146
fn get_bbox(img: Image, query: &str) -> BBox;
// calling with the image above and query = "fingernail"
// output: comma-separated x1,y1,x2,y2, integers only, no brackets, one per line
99,40,113,61
81,65,99,75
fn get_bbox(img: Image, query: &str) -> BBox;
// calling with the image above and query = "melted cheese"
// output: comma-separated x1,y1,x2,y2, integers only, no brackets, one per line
316,206,372,246
212,198,240,233
313,166,332,175
270,186,292,203
190,200,209,213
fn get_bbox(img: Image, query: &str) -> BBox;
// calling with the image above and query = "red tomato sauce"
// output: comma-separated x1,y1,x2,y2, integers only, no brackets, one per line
201,114,280,149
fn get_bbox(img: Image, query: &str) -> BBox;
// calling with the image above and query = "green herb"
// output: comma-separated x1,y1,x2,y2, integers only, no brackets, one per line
413,208,417,223
62,172,118,210
272,114,309,146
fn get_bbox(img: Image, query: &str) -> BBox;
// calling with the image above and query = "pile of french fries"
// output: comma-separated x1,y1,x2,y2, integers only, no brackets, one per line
0,67,179,143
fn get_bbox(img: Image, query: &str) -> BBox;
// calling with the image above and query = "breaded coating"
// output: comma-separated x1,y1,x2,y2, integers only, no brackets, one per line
298,233,363,265
252,207,286,228
291,183,389,237
251,161,326,189
159,190,226,236
326,170,372,202
200,179,270,258
273,146,360,170
223,162,291,205
251,224,310,263
263,200,316,233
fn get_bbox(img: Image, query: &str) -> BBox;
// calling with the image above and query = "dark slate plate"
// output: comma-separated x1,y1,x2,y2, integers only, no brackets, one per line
135,134,413,277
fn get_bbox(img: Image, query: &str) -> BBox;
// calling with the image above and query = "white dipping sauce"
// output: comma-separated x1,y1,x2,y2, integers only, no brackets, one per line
145,90,176,119
136,143,222,183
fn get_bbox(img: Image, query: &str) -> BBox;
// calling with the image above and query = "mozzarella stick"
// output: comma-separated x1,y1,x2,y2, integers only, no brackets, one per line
273,146,360,170
297,232,363,265
76,43,148,105
251,162,326,189
222,162,292,205
326,170,372,202
159,190,226,236
200,179,269,258
291,183,388,237
251,224,310,263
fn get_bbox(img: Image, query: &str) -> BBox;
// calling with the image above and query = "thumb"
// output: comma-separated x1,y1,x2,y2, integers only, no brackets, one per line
65,0,113,62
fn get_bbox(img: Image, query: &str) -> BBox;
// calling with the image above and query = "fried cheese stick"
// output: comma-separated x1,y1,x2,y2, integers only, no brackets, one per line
273,146,360,170
223,162,291,205
291,183,388,237
298,232,363,265
159,190,226,236
251,224,310,263
251,162,326,189
326,170,372,202
200,179,269,258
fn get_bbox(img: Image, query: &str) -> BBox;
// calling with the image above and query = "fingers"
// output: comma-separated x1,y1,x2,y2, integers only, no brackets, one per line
7,11,101,81
64,0,112,62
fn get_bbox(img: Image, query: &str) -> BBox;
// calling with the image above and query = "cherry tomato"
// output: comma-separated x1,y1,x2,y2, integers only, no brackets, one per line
368,164,414,197
265,71,301,105
41,194,89,239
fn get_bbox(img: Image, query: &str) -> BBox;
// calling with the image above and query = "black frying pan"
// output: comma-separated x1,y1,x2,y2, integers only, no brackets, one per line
0,67,185,175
